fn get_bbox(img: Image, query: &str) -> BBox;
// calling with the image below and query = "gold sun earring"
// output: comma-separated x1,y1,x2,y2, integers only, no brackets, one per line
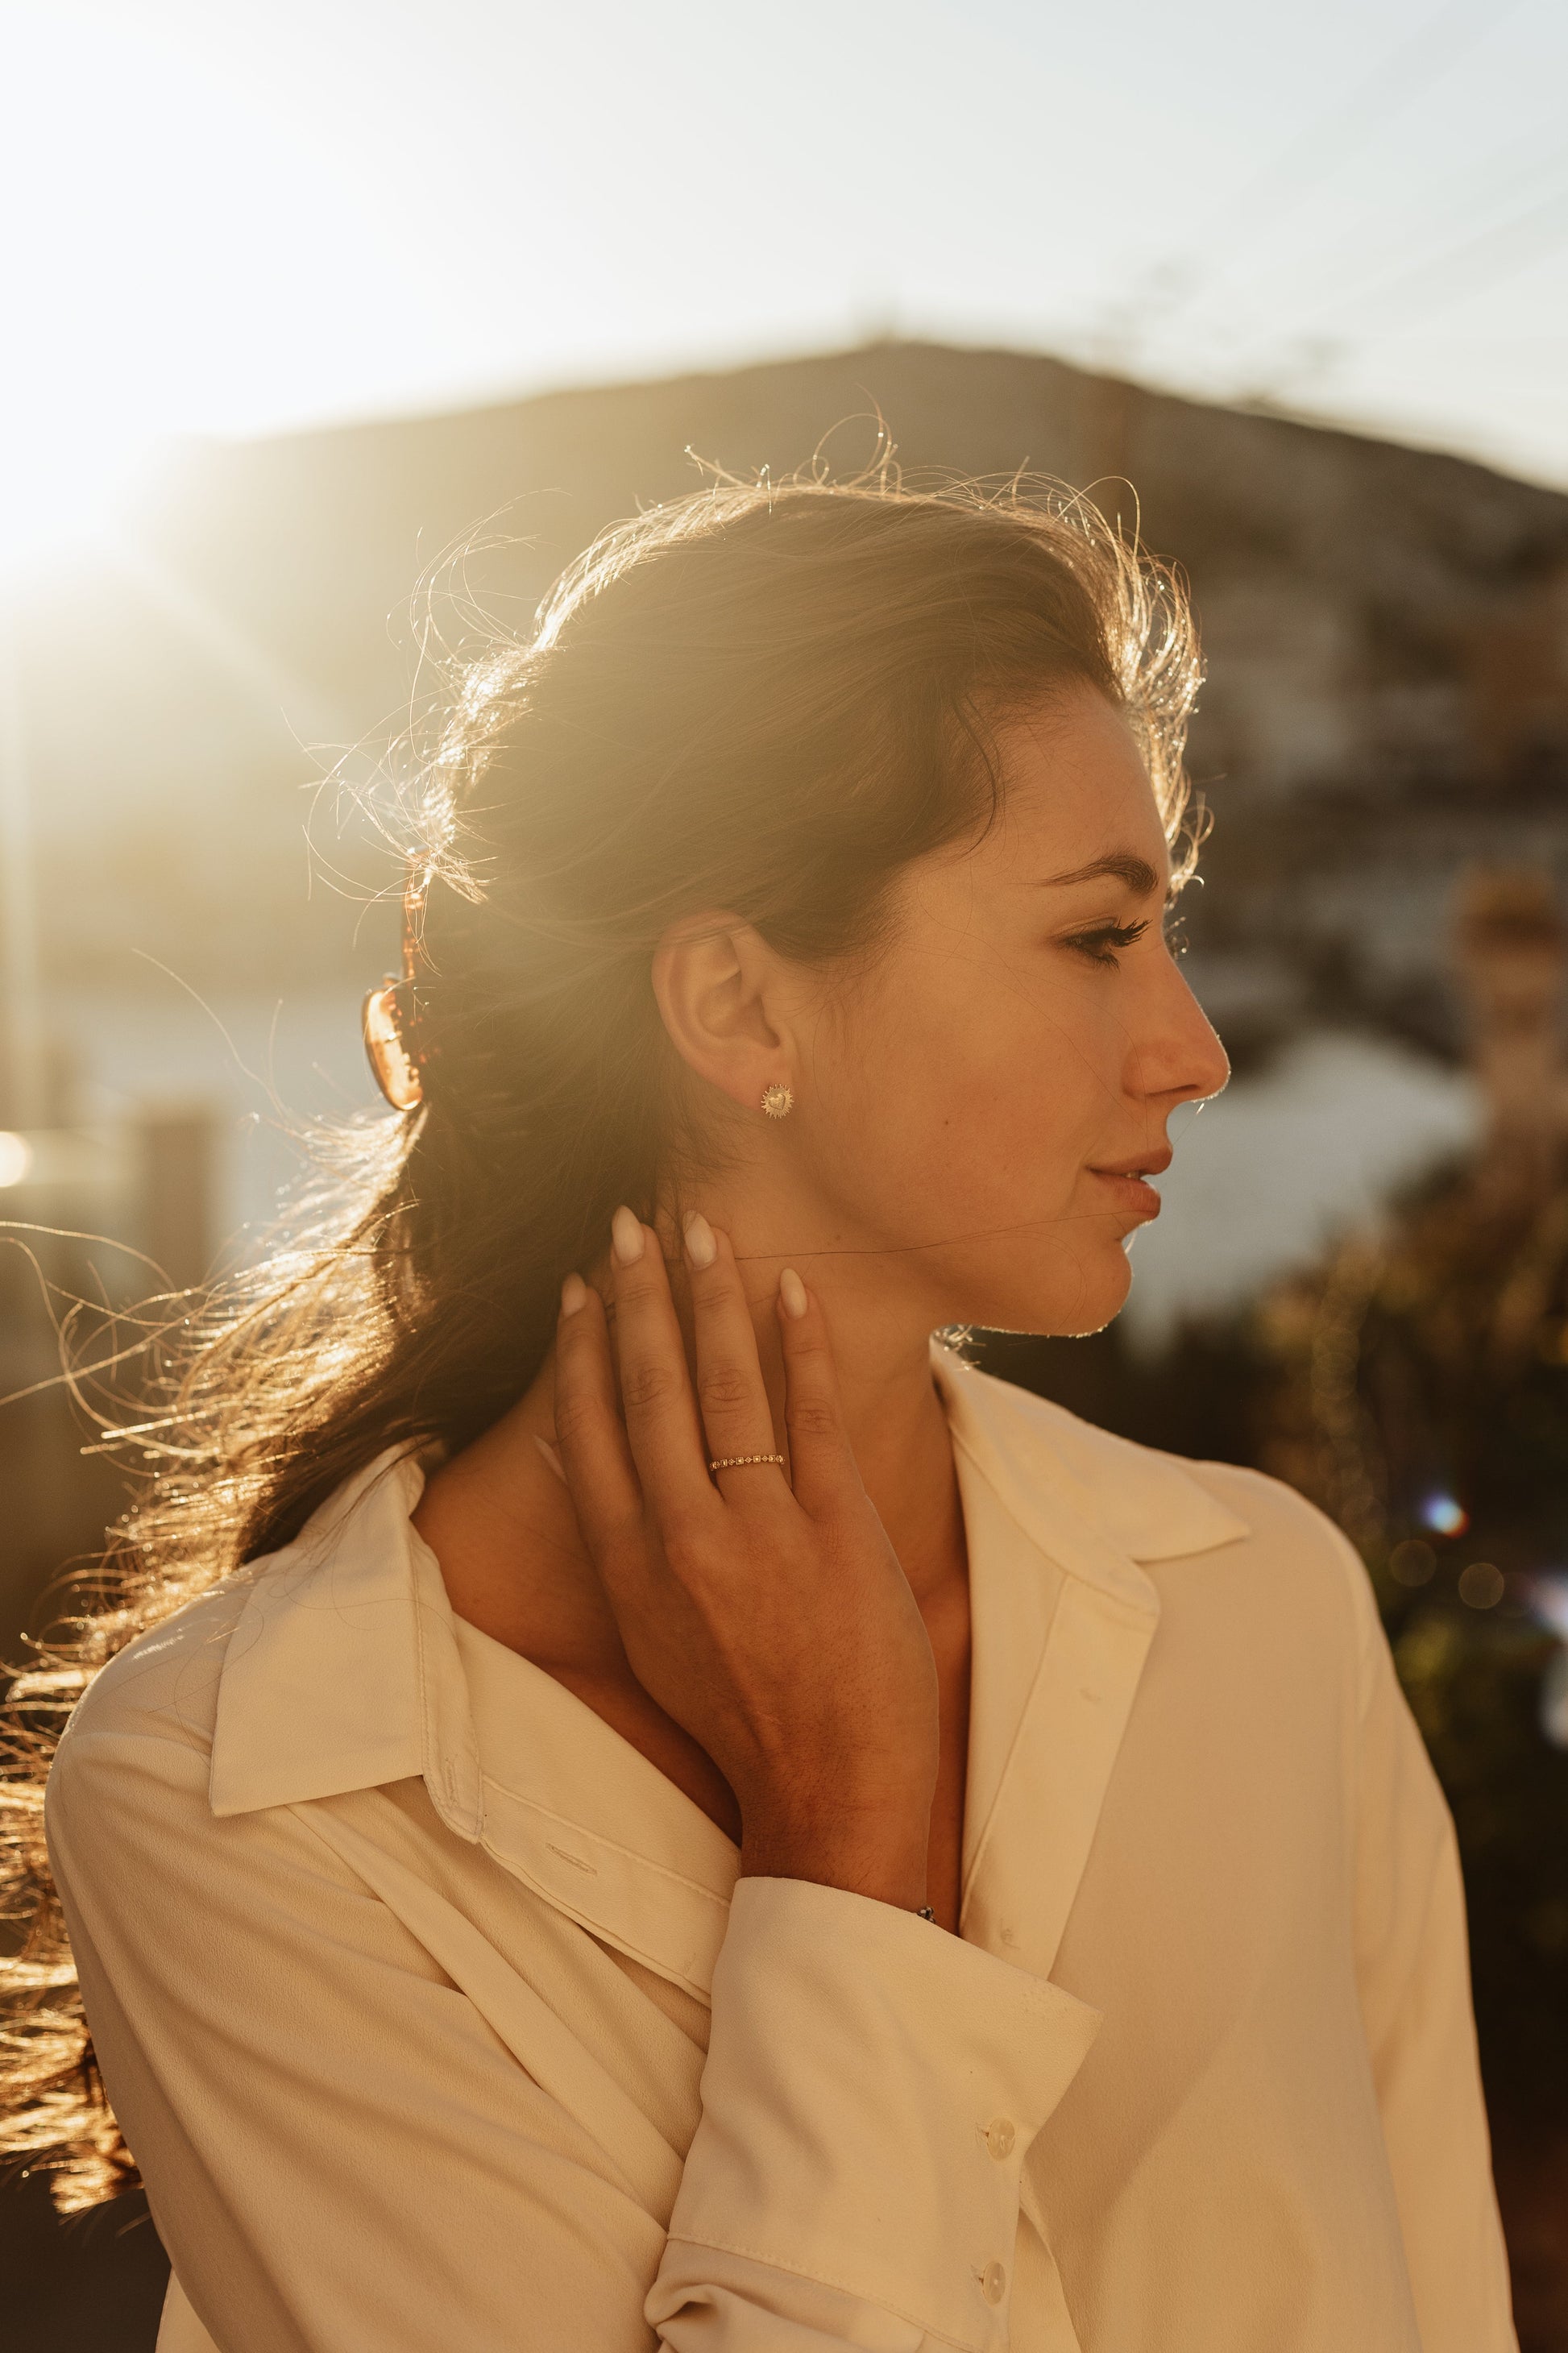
761,1082,794,1119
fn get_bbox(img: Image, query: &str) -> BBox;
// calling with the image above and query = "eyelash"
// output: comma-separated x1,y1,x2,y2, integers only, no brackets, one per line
1065,919,1150,968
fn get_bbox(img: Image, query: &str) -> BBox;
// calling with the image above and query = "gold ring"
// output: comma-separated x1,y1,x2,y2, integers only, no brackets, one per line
708,1452,786,1471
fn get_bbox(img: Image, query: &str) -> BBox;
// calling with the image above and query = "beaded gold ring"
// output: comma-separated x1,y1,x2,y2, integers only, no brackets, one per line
708,1452,786,1471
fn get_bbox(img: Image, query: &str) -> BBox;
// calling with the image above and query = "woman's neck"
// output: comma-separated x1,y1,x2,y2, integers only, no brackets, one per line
412,1213,969,1676
645,1200,969,1609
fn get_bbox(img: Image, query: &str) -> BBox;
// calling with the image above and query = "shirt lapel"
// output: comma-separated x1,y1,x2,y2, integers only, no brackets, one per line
449,1608,739,2004
931,1341,1249,1983
960,1479,1161,1978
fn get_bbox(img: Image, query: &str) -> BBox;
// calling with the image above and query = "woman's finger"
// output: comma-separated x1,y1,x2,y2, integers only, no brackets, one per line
681,1213,786,1493
605,1206,720,1523
550,1274,645,1560
775,1268,863,1517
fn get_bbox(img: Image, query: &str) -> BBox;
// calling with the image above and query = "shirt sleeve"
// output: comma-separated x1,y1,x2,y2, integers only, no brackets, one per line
45,1714,1099,2353
648,1874,1101,2349
1340,1540,1519,2353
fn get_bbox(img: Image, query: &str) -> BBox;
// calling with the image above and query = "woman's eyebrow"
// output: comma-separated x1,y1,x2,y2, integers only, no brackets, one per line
1036,853,1162,895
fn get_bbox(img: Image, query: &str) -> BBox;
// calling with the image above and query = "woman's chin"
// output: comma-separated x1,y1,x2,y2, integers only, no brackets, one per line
959,1238,1134,1340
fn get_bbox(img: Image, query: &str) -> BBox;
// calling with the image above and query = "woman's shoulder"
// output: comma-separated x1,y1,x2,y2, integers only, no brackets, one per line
47,1571,257,1795
956,1359,1378,1642
50,1453,420,1774
1172,1450,1382,1634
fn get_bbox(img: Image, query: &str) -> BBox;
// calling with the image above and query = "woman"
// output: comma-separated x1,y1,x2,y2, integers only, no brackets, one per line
13,478,1512,2349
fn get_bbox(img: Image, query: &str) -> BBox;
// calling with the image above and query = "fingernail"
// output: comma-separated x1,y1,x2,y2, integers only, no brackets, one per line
779,1268,807,1319
682,1210,717,1270
611,1206,645,1265
560,1272,587,1315
534,1434,567,1484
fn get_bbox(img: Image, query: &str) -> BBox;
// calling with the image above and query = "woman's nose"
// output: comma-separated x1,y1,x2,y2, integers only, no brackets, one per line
1142,962,1230,1107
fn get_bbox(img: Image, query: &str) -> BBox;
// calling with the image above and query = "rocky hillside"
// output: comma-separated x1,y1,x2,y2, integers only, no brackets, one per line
12,338,1568,1102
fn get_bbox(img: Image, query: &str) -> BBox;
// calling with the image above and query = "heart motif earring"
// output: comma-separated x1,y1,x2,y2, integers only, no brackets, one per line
761,1082,794,1119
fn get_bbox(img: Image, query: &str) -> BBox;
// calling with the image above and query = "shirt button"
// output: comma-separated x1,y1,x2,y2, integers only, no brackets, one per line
985,2116,1016,2160
982,2260,1007,2305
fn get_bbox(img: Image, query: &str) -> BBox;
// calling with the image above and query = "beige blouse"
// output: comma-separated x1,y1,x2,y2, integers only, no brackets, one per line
44,1339,1516,2352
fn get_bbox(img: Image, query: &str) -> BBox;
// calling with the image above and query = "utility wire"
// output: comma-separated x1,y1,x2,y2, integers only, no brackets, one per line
1229,138,1568,395
1254,127,1565,320
1245,165,1568,398
1130,0,1529,328
1329,177,1568,330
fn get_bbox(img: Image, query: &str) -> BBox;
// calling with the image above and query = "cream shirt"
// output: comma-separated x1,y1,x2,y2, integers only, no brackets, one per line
44,1339,1516,2353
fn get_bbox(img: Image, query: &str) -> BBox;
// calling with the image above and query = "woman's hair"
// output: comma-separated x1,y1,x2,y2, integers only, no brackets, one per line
0,467,1202,2206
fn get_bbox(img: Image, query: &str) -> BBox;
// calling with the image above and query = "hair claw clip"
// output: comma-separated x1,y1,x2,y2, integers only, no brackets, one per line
362,977,424,1110
362,870,428,1110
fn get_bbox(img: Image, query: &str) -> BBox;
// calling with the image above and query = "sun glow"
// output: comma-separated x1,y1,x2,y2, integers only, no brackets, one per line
0,5,429,581
0,1133,35,1188
0,405,154,581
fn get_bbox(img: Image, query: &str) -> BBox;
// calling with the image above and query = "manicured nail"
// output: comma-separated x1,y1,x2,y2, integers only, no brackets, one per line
682,1210,717,1270
561,1272,587,1315
779,1268,807,1319
534,1434,567,1484
611,1206,645,1265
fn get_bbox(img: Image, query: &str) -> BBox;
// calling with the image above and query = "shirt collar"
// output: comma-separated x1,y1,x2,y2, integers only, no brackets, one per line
209,1341,1250,1994
927,1338,1250,1573
210,1446,481,1831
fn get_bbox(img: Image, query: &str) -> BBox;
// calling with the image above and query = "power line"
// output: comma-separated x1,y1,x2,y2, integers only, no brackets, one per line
1213,0,1525,251
1336,179,1568,330
1126,0,1530,332
1245,168,1568,396
1249,127,1565,323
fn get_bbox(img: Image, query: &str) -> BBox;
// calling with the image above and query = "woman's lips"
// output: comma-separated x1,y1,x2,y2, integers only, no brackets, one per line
1087,1165,1166,1218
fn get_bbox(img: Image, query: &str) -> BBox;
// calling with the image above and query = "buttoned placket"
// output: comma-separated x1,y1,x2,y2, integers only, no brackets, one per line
936,1366,1175,2351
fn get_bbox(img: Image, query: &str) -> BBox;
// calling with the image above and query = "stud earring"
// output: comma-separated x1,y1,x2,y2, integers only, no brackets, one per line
761,1082,794,1119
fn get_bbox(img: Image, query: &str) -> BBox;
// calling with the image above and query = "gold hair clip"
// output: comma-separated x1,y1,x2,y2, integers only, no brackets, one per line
362,977,424,1110
362,868,428,1110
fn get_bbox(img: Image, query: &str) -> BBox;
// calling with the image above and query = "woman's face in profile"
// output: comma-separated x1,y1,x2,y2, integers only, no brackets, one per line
805,682,1230,1338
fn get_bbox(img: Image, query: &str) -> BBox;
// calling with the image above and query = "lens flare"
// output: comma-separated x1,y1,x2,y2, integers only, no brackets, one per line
1419,1492,1469,1538
0,1132,35,1188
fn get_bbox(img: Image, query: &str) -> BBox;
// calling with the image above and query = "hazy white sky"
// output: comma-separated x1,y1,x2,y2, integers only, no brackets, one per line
5,0,1567,533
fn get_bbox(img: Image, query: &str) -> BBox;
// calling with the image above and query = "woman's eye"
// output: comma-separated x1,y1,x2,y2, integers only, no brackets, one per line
1064,919,1150,967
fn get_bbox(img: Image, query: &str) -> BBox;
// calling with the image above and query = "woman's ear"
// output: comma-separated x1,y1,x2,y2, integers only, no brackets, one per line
650,912,795,1115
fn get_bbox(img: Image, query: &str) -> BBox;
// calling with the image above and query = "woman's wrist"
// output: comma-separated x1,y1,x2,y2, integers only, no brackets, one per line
738,1824,931,1914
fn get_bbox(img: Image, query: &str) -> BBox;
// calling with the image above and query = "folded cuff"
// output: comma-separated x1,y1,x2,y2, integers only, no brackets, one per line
648,1875,1101,2351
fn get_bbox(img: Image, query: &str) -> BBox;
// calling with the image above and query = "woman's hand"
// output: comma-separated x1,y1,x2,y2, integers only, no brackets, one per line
552,1206,941,1911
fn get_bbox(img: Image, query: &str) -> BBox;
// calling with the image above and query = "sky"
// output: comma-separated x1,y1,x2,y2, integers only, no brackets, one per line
3,0,1568,566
